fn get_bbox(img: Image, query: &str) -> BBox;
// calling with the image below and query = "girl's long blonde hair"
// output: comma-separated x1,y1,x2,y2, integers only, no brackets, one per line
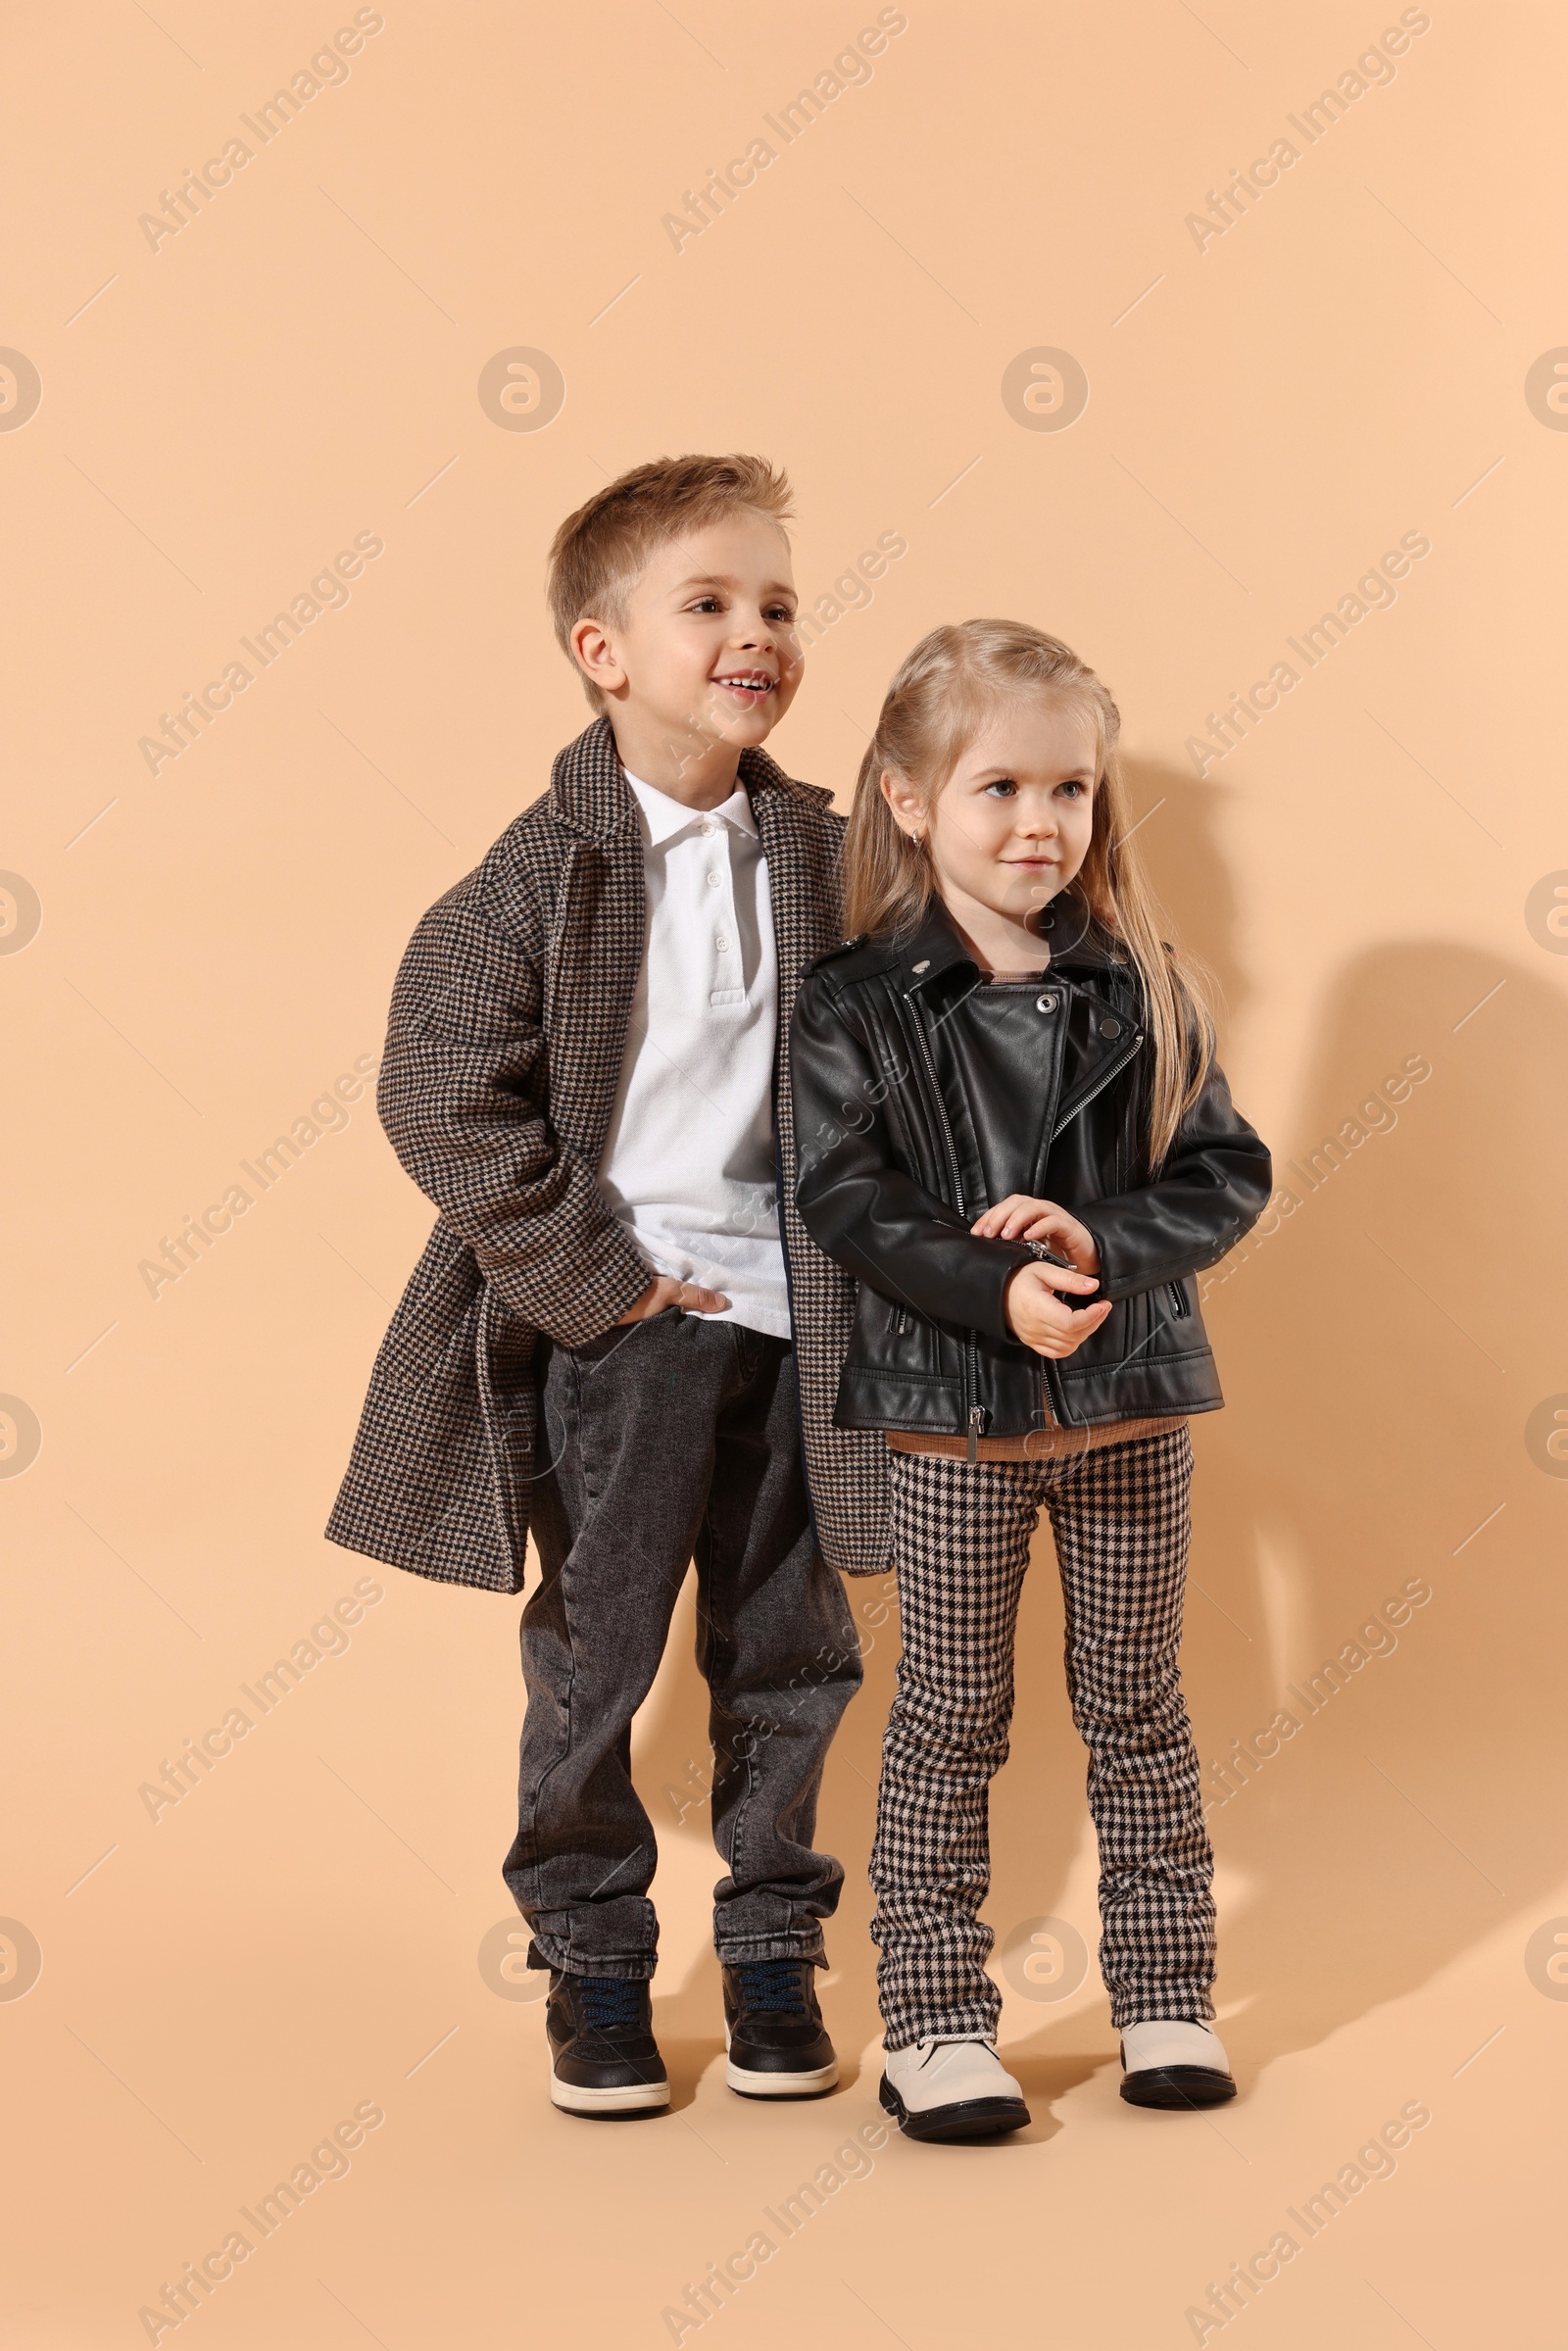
843,618,1214,1171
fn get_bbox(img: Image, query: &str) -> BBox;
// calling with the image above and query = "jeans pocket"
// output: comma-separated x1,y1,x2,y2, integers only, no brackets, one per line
569,1305,679,1367
569,1327,630,1365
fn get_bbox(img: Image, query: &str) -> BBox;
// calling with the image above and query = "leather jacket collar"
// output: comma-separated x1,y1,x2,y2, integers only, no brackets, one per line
892,889,1127,1008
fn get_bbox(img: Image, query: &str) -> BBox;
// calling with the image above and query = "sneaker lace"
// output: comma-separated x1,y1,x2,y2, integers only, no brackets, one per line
578,1976,644,2031
734,1959,808,2015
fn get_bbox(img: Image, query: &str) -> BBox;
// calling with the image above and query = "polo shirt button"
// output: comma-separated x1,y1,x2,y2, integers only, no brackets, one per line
706,871,721,888
1036,993,1057,1013
715,933,731,952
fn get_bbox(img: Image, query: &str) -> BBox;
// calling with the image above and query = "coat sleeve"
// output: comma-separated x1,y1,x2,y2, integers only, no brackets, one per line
791,971,1037,1346
1074,1058,1272,1299
375,886,653,1346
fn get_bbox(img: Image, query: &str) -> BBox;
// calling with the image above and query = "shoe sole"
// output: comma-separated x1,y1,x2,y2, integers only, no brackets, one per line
549,2068,669,2117
725,2055,839,2098
1120,2065,1237,2111
723,2027,838,2098
879,2072,1030,2143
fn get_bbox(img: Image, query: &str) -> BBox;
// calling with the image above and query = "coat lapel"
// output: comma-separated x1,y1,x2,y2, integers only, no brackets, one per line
542,719,646,1170
745,749,842,1185
745,749,840,1006
539,722,840,1190
745,752,889,1578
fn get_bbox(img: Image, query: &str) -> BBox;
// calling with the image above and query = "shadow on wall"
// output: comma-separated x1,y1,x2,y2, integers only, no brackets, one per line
1172,908,1568,2053
634,758,1568,2080
1128,760,1568,2064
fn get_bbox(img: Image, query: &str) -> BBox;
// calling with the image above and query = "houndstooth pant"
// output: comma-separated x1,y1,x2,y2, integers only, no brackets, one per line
872,1428,1216,2045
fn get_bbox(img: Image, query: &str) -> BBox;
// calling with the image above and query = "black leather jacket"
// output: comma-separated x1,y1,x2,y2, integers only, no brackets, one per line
791,896,1272,1451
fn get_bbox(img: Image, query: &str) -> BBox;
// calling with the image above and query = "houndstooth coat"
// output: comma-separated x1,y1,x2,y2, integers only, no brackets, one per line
326,716,890,1592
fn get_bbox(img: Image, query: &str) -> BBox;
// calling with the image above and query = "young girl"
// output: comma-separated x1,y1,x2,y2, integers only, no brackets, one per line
792,620,1271,2142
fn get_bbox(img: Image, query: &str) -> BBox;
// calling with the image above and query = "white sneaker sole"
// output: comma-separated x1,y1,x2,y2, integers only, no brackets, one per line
724,2026,838,2098
549,2067,669,2116
724,2054,839,2097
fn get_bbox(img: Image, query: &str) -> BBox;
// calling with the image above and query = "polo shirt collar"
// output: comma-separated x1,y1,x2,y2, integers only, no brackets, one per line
546,716,830,843
623,769,759,847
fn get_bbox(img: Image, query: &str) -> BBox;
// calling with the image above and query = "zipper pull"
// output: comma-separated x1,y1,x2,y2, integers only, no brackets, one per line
966,1405,985,1464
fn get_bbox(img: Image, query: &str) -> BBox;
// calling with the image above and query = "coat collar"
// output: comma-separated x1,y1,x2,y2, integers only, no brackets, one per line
547,714,830,843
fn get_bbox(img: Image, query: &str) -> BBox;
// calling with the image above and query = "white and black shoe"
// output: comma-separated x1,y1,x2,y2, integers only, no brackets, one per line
545,1972,669,2117
879,2038,1031,2142
722,1959,839,2097
1119,2019,1236,2109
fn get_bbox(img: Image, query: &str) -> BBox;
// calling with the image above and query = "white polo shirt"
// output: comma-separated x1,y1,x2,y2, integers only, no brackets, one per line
595,770,791,1340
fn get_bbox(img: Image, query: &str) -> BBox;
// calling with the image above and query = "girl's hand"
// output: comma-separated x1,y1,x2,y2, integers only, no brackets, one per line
1003,1263,1112,1359
971,1196,1101,1274
978,1196,1105,1352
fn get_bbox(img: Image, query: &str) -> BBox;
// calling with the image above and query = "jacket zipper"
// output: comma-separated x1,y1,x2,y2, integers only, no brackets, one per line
1167,1280,1189,1319
906,1000,987,1455
1036,1006,1142,1434
1050,1025,1144,1141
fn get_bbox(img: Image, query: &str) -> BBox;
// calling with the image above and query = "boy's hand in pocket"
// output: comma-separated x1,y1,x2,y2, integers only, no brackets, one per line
615,1275,729,1323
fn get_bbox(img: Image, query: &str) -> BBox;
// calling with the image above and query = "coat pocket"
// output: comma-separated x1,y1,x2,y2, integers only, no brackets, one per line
375,1225,484,1394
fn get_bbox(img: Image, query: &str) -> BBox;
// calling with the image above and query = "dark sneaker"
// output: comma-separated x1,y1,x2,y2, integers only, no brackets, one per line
721,1958,839,2098
545,1972,669,2117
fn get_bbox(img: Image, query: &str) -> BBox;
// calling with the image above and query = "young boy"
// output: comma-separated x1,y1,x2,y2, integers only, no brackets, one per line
328,455,888,2116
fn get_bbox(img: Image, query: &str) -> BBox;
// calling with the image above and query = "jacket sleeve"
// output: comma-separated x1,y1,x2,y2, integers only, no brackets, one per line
1074,1058,1272,1299
791,972,1037,1346
376,886,653,1346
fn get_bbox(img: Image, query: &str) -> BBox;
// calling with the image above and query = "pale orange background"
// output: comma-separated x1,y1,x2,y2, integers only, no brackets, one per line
3,3,1564,2344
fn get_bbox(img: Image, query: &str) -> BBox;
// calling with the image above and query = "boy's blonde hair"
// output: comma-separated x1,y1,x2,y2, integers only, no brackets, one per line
843,618,1215,1170
547,454,794,710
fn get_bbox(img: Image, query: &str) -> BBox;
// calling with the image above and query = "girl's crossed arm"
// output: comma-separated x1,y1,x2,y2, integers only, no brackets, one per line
969,1068,1270,1314
1066,1061,1271,1301
792,972,1103,1356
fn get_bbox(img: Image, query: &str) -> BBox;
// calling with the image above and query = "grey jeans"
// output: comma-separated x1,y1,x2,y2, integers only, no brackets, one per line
503,1308,861,1978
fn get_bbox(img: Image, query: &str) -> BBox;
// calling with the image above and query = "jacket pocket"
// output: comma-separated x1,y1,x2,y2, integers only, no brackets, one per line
1059,1281,1188,1373
852,1282,938,1372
